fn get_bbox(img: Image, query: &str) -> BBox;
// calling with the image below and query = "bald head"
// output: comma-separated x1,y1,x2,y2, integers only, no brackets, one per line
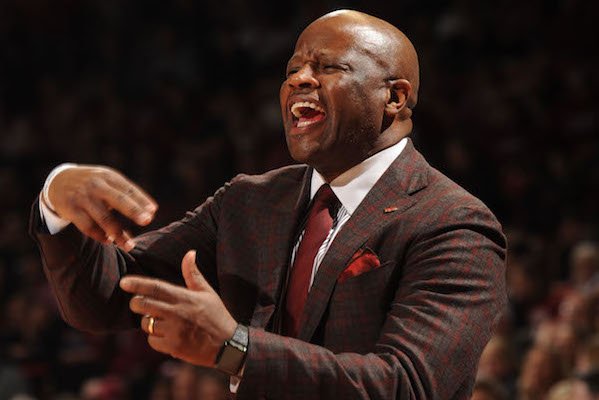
305,10,420,108
280,10,420,179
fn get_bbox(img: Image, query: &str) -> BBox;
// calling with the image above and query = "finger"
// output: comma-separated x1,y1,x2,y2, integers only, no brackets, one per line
181,250,214,293
92,181,155,227
129,295,174,319
147,335,171,355
114,230,135,252
84,197,135,251
69,207,111,244
120,276,187,303
141,314,164,337
106,173,158,215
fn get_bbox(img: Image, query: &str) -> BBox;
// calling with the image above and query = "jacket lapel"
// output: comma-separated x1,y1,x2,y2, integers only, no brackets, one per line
297,139,430,341
250,167,312,329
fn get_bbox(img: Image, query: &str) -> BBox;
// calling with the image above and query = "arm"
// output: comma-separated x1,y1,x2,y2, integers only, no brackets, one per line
29,165,226,333
113,203,506,399
237,206,507,399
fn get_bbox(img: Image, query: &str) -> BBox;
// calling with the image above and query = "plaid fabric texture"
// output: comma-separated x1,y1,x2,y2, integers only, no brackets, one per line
30,139,507,399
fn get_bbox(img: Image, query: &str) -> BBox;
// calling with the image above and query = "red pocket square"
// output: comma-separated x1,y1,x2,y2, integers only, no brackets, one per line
338,248,381,283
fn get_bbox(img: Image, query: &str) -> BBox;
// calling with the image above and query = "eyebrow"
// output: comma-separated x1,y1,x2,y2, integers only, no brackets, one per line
287,49,337,65
286,43,389,73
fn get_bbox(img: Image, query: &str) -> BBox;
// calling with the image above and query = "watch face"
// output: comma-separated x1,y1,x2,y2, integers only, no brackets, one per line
216,325,248,376
217,343,246,376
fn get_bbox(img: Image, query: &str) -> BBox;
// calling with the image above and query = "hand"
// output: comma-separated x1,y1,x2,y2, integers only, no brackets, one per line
119,250,238,367
47,165,158,250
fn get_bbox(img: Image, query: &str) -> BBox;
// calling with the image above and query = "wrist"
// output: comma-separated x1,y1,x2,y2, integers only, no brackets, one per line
43,163,78,213
214,324,249,376
38,193,71,234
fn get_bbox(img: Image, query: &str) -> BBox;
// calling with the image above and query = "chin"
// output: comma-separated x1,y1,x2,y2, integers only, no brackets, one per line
287,148,312,165
285,136,314,164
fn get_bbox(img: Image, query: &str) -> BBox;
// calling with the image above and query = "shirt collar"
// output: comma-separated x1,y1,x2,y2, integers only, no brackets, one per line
310,138,408,215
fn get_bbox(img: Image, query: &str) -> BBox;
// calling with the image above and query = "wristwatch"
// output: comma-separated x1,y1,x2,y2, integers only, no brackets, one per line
215,324,249,376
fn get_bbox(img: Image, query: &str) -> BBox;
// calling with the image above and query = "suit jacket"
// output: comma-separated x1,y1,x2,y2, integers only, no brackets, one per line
30,139,507,399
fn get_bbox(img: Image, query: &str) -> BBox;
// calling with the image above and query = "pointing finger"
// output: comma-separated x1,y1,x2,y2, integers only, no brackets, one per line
129,295,173,319
120,275,187,303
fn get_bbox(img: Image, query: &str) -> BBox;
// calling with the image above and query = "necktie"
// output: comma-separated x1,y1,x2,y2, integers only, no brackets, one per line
284,184,338,337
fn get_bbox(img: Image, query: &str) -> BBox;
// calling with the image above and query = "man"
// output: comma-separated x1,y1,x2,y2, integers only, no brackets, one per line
30,10,507,399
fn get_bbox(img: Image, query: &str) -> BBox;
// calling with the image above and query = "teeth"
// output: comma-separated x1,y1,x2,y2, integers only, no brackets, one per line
297,120,321,128
291,101,325,118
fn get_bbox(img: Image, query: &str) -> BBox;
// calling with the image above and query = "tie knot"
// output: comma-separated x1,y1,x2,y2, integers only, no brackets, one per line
312,184,338,215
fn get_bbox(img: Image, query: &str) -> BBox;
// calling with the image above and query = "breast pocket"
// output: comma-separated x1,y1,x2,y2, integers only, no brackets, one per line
334,260,396,302
324,261,397,352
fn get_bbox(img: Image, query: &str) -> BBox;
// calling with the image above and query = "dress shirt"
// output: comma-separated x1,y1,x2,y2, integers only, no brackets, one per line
39,163,77,233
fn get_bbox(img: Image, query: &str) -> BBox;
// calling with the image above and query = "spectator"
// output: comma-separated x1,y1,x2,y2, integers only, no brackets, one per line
575,335,599,375
570,241,599,290
169,362,229,400
518,346,565,400
477,335,517,397
0,0,596,397
470,379,508,400
546,378,593,400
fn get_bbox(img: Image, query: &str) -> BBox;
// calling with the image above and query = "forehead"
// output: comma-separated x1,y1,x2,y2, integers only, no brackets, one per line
290,22,390,68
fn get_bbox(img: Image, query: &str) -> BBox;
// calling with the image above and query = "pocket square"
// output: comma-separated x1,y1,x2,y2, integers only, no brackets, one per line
338,248,381,283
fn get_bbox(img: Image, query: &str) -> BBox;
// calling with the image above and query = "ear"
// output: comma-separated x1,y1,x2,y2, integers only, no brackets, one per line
384,79,412,118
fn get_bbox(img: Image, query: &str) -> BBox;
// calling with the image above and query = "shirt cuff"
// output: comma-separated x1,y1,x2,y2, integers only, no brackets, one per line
39,194,71,234
229,363,245,393
39,163,77,234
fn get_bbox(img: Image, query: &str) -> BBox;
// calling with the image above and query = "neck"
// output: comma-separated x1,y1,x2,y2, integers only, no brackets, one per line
316,119,412,182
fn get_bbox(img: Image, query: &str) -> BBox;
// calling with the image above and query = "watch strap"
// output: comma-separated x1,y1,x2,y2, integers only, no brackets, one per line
215,324,249,376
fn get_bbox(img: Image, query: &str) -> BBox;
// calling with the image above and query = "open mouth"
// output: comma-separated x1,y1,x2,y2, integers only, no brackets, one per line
290,101,326,128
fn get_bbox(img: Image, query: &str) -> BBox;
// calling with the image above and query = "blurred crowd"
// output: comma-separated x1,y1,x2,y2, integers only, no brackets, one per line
0,0,597,399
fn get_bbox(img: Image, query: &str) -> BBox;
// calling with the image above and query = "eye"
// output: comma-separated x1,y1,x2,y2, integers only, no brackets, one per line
286,67,299,77
322,64,347,73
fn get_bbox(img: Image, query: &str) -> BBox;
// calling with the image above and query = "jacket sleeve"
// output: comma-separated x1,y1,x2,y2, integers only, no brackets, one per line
237,205,507,400
28,182,229,333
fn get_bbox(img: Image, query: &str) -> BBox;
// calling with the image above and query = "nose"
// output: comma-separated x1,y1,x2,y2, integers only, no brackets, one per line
287,64,319,90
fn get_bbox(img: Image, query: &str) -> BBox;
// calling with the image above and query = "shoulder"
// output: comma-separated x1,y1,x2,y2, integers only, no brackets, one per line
229,164,308,189
412,163,505,244
426,166,492,213
397,141,498,222
396,142,503,236
183,163,309,226
212,164,309,207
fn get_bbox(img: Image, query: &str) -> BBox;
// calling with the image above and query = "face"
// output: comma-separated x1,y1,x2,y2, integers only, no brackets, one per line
280,19,392,179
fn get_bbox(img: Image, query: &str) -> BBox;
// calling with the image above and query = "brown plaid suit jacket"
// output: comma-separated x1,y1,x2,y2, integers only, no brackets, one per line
30,139,507,399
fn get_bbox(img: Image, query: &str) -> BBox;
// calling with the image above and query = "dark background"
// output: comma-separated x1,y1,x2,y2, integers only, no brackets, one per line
1,1,597,399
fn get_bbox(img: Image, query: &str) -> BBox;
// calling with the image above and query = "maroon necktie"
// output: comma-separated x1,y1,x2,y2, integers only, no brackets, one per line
284,184,338,337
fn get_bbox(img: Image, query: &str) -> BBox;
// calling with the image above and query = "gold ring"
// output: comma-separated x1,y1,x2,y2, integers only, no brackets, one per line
148,316,155,335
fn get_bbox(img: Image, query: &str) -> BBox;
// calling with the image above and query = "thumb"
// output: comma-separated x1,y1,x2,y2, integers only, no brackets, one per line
181,250,213,293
